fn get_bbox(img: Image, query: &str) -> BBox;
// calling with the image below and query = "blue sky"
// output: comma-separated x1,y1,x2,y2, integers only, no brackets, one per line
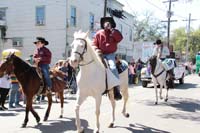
117,0,200,30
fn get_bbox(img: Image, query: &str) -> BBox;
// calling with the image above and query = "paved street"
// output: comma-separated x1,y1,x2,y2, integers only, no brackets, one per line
0,74,200,133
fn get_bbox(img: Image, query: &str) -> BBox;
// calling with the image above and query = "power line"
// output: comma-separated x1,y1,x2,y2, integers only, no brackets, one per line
145,0,167,12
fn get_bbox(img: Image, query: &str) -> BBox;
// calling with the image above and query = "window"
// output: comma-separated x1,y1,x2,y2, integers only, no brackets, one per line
36,6,45,25
89,13,94,30
129,29,133,41
12,38,23,47
70,6,76,26
0,8,6,21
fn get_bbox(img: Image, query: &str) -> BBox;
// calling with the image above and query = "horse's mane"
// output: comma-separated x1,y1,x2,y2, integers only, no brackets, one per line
11,54,37,78
74,31,104,68
13,55,32,70
149,56,157,74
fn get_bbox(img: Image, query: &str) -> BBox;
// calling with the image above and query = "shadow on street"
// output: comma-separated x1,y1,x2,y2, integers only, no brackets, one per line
144,97,200,113
0,112,18,117
168,97,200,112
174,83,198,90
29,117,93,133
116,123,170,133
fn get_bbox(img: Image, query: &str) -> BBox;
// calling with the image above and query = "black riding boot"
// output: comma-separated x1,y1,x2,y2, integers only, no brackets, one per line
113,86,122,100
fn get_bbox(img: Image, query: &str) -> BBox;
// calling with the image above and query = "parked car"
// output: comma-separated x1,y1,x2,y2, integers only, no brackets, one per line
140,60,185,87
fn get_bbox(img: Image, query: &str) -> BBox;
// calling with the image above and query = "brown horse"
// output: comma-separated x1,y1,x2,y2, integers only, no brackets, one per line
0,53,66,127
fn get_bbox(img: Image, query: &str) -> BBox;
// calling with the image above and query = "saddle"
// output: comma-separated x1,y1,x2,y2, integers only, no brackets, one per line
35,67,66,94
101,58,128,95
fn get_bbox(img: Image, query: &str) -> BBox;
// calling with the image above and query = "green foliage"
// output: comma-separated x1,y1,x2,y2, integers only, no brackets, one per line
132,11,166,41
171,27,200,61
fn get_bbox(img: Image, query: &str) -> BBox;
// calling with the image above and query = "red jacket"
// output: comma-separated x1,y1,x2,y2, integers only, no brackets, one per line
93,29,123,54
33,46,52,65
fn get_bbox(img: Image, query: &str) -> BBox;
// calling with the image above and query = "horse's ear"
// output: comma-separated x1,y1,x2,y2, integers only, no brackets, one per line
7,52,14,57
84,30,89,38
10,52,15,57
78,30,82,34
74,31,77,38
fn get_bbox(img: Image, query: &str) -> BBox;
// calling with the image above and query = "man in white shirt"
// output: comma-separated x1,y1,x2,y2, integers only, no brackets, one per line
153,39,175,83
153,39,170,61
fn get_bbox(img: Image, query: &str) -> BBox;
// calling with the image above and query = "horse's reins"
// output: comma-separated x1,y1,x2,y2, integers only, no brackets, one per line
151,58,167,85
72,38,94,66
152,62,165,78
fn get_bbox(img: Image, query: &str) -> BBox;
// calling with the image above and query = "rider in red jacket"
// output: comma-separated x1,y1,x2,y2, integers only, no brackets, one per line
33,37,52,92
93,17,123,100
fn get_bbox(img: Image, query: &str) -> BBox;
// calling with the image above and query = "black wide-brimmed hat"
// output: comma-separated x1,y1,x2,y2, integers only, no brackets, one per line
154,39,162,45
100,17,116,29
34,37,49,45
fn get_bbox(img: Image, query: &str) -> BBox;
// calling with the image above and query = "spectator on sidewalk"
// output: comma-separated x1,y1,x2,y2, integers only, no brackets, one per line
128,60,136,84
0,74,10,110
8,72,23,108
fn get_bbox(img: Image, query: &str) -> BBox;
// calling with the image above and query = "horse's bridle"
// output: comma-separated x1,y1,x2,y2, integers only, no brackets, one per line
73,38,88,61
150,57,166,78
5,57,31,78
72,38,94,66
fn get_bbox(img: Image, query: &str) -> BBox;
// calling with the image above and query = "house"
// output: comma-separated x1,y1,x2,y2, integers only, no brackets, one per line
0,0,135,64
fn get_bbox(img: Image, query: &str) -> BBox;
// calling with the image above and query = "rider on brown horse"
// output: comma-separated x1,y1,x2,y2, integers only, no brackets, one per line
33,37,52,92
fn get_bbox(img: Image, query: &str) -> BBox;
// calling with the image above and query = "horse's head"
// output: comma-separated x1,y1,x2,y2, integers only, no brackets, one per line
149,56,157,66
70,31,89,68
148,55,157,74
0,53,15,77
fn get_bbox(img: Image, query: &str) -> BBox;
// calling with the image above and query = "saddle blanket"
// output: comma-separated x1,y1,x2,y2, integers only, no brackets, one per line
162,58,176,71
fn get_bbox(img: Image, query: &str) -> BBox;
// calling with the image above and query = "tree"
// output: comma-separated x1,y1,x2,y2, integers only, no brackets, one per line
132,11,166,41
171,27,200,61
189,29,200,60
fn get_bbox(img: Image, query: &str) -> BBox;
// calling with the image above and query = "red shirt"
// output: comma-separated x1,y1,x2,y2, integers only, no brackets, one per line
33,46,52,65
93,29,123,54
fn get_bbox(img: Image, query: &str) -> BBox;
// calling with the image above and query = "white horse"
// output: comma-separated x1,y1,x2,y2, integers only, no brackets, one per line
69,31,129,133
149,56,170,104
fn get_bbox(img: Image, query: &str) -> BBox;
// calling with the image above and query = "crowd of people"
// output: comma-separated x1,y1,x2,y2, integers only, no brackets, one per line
0,67,22,110
128,58,144,85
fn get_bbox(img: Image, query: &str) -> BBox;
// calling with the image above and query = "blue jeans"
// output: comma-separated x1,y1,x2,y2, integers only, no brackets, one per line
40,64,52,88
103,53,119,79
9,83,20,106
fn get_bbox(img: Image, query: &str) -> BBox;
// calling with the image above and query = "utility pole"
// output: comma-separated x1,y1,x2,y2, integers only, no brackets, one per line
163,0,178,47
183,13,197,62
186,13,191,62
104,0,107,17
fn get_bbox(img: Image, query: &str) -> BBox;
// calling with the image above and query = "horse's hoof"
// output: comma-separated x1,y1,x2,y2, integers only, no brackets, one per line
36,117,40,123
59,115,63,118
165,98,168,102
80,129,84,133
21,123,26,128
155,102,158,105
125,113,130,118
43,117,48,121
108,123,114,128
